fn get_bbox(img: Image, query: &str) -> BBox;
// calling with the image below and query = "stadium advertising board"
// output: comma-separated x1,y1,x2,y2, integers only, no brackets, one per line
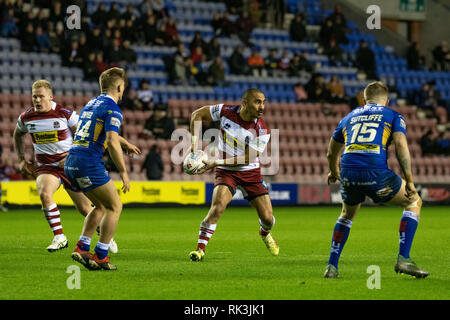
329,183,450,205
2,181,205,205
298,185,331,204
205,183,298,205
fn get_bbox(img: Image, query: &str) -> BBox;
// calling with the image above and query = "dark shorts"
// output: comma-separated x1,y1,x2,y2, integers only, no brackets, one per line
214,167,269,201
64,154,111,193
340,168,403,205
36,165,76,192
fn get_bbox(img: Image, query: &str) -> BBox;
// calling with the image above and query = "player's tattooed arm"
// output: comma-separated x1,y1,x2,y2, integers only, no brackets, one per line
393,132,413,183
117,135,141,156
326,137,344,184
190,106,214,152
13,125,35,176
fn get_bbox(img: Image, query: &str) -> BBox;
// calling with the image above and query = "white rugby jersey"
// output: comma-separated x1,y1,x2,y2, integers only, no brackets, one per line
210,104,270,171
16,101,78,167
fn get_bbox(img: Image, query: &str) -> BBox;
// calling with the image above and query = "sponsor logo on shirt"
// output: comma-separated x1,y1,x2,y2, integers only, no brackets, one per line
33,131,59,144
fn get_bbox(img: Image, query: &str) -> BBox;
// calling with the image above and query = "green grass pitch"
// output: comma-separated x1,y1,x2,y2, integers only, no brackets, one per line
0,206,449,300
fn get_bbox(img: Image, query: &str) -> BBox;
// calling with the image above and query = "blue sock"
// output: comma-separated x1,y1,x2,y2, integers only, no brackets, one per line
328,217,352,269
94,241,109,260
77,236,91,252
399,211,419,259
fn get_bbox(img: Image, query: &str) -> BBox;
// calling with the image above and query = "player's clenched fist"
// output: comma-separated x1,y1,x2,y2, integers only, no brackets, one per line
19,159,37,179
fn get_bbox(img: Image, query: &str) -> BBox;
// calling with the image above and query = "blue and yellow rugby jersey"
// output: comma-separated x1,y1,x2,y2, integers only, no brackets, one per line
69,94,123,159
332,103,407,169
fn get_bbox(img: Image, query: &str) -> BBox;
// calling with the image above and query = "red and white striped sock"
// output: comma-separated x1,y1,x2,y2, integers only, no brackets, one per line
196,221,216,251
43,203,64,236
259,216,275,236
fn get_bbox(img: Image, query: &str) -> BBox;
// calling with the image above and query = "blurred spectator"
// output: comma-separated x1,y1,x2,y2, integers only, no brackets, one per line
420,130,438,156
278,50,290,74
137,79,154,110
143,105,175,139
289,14,306,42
265,48,280,76
142,145,164,180
229,46,248,75
64,40,83,68
273,0,286,28
225,0,244,15
35,25,51,53
406,41,424,70
206,37,221,61
122,19,138,43
120,88,144,110
49,0,64,25
151,0,166,19
120,40,137,68
191,46,204,65
142,14,162,45
21,22,37,52
83,52,98,81
294,83,308,102
87,26,103,52
436,131,450,155
235,11,254,46
100,28,114,53
220,12,235,37
288,54,303,77
190,31,208,54
211,12,223,35
48,21,64,54
324,39,344,66
195,54,212,86
95,52,108,75
165,17,180,46
107,2,122,24
77,33,90,62
248,50,267,77
319,19,334,49
91,3,108,27
1,8,19,37
326,75,346,103
417,82,441,119
298,51,313,73
248,0,262,27
209,56,228,86
107,38,122,66
432,41,450,72
123,4,139,22
355,40,376,79
139,0,153,15
172,43,188,84
184,57,198,86
327,4,347,26
305,74,329,102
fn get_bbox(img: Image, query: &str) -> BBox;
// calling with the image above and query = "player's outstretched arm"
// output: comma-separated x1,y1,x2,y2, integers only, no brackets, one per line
190,106,214,152
326,137,344,184
106,131,130,193
13,125,35,177
393,131,416,199
117,135,141,157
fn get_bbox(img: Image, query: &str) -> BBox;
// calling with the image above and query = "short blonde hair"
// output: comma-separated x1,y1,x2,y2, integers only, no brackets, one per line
32,79,52,92
99,67,127,93
364,81,388,102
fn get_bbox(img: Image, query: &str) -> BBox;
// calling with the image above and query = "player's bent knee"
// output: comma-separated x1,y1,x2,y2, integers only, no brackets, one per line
39,191,54,207
406,196,422,211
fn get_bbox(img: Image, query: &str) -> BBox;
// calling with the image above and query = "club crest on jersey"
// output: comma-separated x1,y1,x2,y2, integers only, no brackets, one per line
259,128,267,135
110,117,121,127
53,121,60,129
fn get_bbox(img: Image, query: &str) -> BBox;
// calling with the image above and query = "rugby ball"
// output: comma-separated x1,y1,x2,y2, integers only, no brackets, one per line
183,151,207,175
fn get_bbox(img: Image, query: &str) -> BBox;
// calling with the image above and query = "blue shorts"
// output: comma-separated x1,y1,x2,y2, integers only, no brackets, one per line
340,168,402,205
64,154,111,193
